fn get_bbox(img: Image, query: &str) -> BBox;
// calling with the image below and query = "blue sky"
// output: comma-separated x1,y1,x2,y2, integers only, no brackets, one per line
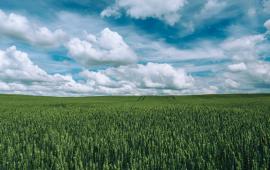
0,0,270,96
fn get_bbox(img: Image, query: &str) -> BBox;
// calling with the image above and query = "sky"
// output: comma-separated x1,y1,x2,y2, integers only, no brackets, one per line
0,0,270,96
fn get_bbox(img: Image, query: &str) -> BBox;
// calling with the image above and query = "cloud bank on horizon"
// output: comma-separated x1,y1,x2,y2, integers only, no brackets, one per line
0,0,270,96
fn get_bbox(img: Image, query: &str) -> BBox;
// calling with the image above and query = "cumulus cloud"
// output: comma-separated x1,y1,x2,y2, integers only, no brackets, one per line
0,46,50,82
221,34,265,61
228,63,247,72
66,28,137,67
101,0,186,25
0,10,67,48
224,61,270,90
80,63,194,94
264,19,270,31
0,46,91,96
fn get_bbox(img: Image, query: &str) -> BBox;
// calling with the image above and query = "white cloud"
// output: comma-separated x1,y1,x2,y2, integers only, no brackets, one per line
31,27,66,47
228,63,247,72
101,0,186,25
248,62,270,84
66,28,137,67
0,10,67,48
221,35,264,52
225,79,240,88
221,34,265,61
0,46,49,82
224,61,270,90
264,19,270,31
0,46,92,96
101,6,121,18
80,63,194,94
199,0,227,20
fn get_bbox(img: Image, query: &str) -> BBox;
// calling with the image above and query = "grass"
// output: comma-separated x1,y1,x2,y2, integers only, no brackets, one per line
0,94,269,169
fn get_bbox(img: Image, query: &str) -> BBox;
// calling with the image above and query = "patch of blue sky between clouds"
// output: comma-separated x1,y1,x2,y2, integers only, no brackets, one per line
262,56,270,62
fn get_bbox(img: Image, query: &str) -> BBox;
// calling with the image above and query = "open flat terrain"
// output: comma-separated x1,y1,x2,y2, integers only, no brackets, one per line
0,94,270,169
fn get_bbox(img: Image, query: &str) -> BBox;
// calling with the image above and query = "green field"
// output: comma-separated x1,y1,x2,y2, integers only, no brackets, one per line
0,94,270,169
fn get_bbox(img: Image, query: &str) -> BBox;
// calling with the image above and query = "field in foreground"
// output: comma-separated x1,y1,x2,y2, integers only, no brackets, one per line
0,94,270,169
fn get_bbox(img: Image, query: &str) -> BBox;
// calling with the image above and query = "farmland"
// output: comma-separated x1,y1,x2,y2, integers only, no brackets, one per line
0,94,270,169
